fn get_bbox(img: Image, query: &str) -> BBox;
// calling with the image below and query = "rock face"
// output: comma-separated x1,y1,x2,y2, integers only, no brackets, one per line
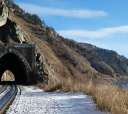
4,19,25,43
35,52,49,84
0,1,8,26
0,1,25,43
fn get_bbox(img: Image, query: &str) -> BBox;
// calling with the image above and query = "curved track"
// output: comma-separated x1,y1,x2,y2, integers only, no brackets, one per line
0,84,17,113
0,85,7,94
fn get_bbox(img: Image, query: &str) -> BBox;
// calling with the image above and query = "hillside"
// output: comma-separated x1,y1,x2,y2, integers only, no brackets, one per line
0,0,111,86
11,13,100,84
1,1,128,113
2,0,128,86
79,43,128,76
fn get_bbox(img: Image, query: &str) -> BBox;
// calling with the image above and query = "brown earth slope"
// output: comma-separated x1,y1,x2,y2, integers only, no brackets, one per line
0,3,113,85
8,11,107,84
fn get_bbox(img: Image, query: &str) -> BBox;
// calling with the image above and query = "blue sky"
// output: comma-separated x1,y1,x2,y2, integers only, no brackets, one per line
13,0,128,58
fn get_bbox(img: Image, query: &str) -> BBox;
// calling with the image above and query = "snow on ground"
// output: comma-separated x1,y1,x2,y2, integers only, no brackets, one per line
6,86,108,114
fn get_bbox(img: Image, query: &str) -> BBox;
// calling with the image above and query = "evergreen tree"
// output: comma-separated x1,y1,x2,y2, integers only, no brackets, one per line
32,14,41,25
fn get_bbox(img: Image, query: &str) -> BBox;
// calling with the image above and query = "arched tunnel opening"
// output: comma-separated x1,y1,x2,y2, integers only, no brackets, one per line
0,53,28,85
1,70,15,81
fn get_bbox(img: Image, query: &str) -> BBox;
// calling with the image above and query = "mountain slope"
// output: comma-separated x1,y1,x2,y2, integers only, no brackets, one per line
79,43,128,76
0,0,114,85
8,11,104,84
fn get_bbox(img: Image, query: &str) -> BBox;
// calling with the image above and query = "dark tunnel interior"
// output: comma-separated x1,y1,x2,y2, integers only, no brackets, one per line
0,53,28,85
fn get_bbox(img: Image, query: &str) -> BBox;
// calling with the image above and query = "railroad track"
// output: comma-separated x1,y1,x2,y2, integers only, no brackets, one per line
0,85,7,94
0,84,18,114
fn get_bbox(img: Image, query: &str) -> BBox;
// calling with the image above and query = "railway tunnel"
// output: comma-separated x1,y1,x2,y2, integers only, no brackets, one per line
0,53,27,84
0,44,36,85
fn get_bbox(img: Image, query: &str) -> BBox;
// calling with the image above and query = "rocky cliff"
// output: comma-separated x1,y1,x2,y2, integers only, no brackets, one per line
0,1,8,26
0,1,25,44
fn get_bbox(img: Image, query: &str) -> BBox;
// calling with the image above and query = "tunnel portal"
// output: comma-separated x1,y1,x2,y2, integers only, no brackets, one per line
0,44,36,85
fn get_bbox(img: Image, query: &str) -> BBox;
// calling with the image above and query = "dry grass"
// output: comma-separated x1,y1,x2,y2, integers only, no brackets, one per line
44,77,128,114
94,84,128,114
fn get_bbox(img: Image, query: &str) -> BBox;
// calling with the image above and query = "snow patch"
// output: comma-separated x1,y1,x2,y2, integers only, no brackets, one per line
6,86,108,114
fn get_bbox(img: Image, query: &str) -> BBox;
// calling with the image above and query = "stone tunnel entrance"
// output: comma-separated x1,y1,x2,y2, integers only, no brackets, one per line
0,44,36,85
0,53,27,84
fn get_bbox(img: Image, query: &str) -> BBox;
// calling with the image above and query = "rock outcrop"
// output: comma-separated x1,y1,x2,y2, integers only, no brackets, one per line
0,1,8,26
0,1,25,43
4,18,25,43
35,52,49,84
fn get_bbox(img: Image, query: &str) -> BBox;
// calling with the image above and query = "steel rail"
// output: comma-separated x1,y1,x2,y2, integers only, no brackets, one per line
0,85,18,114
0,85,8,94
